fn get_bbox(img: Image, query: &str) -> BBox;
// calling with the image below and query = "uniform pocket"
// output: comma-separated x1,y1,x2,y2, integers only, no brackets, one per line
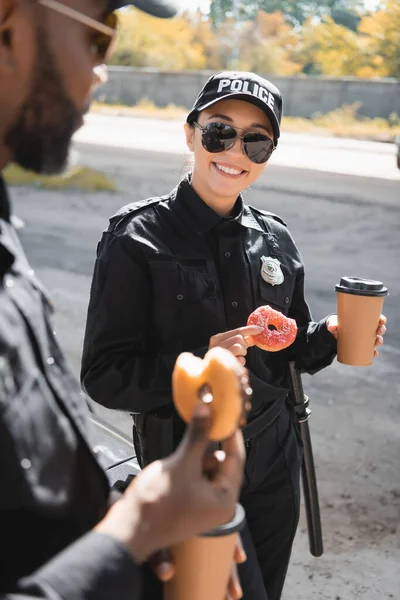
258,275,296,315
178,261,218,344
148,259,218,347
179,261,216,303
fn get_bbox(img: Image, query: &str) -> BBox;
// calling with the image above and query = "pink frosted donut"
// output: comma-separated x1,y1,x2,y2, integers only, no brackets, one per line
247,305,297,352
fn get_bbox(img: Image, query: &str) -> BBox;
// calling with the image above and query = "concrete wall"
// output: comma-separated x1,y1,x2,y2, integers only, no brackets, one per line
95,67,400,120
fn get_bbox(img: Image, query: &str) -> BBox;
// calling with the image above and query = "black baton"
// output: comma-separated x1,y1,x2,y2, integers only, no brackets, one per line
288,361,323,557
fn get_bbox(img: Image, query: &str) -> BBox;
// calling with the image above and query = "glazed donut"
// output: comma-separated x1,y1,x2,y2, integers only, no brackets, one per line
247,305,298,352
172,347,252,441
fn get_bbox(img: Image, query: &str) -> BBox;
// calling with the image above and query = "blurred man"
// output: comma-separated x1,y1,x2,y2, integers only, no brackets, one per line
0,1,245,598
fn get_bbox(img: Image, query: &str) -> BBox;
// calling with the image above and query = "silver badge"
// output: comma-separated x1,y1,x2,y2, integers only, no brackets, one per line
260,256,284,286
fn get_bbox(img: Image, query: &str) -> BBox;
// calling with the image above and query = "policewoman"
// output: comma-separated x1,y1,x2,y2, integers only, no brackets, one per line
81,72,386,600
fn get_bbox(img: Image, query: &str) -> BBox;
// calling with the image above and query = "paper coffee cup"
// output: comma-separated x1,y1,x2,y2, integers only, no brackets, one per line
335,277,388,366
164,503,245,600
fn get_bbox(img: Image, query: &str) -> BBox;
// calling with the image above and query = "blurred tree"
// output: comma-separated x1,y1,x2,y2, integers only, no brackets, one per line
292,17,370,76
358,0,400,77
191,11,220,69
209,0,362,28
237,11,302,74
209,0,233,25
111,9,209,69
109,2,399,81
330,7,361,31
210,0,313,26
209,0,258,25
207,17,238,69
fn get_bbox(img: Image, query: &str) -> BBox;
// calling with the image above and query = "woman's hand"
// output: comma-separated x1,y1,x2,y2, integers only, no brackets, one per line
209,325,263,366
326,314,387,358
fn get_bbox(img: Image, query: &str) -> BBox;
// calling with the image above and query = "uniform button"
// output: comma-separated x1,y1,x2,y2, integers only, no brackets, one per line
28,269,35,277
284,297,290,304
5,277,14,288
176,294,184,301
47,357,55,365
232,301,238,308
21,458,31,470
224,252,231,259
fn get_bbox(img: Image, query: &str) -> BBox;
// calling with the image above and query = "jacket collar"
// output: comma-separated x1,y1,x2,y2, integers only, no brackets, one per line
237,205,264,233
173,176,264,234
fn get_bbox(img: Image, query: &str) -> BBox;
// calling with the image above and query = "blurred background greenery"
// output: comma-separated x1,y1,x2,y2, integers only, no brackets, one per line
110,0,399,78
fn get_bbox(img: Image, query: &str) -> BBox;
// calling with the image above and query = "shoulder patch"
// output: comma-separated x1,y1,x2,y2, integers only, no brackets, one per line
249,205,287,227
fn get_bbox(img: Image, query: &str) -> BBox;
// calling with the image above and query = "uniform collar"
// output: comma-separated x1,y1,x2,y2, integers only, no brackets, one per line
0,175,16,276
175,178,221,234
237,205,264,233
175,177,264,234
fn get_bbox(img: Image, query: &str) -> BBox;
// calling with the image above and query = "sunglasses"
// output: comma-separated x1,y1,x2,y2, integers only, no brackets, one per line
193,121,275,164
38,0,117,63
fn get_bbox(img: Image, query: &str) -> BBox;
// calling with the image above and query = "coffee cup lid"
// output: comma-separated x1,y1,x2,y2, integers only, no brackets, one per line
200,503,246,538
335,276,388,297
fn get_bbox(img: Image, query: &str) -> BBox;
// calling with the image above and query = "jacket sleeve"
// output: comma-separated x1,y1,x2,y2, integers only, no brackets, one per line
81,232,208,413
282,267,337,374
1,533,141,600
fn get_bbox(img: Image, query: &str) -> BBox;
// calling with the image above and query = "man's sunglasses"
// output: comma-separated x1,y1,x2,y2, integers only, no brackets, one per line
193,121,275,164
38,0,117,63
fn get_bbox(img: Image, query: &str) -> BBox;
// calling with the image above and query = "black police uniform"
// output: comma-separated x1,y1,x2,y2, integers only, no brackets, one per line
82,177,337,600
0,177,141,599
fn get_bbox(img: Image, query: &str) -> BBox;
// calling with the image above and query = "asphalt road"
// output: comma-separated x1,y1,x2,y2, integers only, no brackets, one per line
9,128,400,599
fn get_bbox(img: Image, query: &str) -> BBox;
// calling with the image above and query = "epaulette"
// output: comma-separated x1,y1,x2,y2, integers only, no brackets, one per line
249,206,287,227
109,196,167,231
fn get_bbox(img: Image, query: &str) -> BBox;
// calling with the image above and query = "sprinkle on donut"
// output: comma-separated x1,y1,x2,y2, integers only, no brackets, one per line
247,305,298,352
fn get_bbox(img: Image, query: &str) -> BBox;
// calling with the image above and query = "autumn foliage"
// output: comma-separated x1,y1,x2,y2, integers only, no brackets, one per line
111,1,400,78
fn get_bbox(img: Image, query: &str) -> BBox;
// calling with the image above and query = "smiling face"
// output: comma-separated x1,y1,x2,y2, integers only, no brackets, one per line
184,98,274,216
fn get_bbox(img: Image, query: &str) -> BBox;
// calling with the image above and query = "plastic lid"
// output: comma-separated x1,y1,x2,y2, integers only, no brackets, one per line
335,276,388,297
200,503,246,538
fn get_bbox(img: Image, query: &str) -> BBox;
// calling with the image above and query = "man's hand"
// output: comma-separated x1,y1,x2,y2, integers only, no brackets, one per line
209,325,263,366
327,314,387,357
95,402,245,564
